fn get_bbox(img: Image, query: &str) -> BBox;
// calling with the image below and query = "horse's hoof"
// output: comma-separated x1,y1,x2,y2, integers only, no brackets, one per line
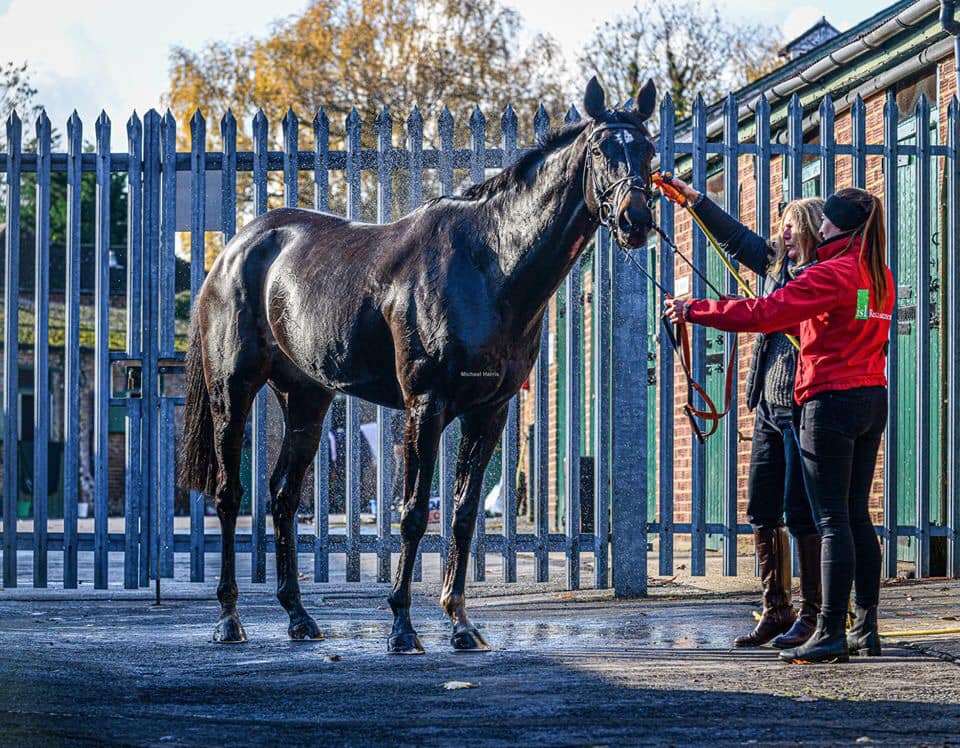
288,615,324,641
213,615,247,644
388,632,425,654
451,626,490,652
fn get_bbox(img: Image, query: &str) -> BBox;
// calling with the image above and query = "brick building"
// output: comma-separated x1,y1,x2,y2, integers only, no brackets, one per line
521,0,959,569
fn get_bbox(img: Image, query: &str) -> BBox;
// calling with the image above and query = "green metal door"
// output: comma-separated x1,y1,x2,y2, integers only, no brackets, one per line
894,116,942,562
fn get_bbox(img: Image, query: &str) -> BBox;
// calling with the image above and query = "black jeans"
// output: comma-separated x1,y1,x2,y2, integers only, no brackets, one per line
746,398,816,537
798,386,887,616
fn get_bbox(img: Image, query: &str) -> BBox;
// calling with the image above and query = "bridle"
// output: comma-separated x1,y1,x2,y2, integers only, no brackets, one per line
583,122,657,248
584,125,739,444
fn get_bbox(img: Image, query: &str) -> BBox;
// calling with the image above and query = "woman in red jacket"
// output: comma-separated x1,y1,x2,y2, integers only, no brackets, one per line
665,187,893,664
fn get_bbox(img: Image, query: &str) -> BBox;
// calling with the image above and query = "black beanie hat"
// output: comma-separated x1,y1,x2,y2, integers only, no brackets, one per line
823,193,870,231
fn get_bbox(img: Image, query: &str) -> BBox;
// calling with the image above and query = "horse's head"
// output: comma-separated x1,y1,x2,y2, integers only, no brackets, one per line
582,76,657,249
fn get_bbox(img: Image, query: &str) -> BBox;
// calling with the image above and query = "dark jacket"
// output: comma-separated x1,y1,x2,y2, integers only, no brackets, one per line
691,196,796,411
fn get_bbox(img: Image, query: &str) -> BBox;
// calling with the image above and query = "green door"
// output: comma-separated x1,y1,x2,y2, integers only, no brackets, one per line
894,115,942,563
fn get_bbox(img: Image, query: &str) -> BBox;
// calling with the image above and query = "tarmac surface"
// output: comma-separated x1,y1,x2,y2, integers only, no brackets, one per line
1,564,960,746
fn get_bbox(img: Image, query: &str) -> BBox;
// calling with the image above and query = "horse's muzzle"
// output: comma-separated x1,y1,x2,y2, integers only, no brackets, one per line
616,191,653,248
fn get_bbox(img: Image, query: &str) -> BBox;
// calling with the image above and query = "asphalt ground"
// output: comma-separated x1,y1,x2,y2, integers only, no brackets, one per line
1,568,959,746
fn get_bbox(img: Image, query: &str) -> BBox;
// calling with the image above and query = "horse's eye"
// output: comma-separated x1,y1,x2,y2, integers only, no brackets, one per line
591,145,602,157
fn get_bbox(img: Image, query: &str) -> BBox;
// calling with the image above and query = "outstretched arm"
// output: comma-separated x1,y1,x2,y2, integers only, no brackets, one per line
664,262,841,334
661,176,772,277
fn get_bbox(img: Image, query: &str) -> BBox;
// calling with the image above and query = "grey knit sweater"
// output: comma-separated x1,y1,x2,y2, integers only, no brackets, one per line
760,261,801,408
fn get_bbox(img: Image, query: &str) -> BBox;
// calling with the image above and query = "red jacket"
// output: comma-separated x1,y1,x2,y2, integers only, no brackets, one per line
686,233,894,405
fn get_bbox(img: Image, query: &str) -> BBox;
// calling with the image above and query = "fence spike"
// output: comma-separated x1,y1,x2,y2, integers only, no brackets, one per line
533,103,549,141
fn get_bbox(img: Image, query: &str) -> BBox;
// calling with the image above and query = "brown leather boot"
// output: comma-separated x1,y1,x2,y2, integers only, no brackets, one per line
735,527,795,647
771,533,821,649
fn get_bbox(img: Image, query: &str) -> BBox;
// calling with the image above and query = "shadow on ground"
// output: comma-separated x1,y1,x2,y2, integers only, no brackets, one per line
1,590,959,746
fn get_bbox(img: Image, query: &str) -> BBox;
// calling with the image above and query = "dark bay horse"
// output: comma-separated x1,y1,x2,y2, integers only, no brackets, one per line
179,77,658,652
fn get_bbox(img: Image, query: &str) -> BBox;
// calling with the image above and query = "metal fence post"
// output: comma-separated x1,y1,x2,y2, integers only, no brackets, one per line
610,239,648,598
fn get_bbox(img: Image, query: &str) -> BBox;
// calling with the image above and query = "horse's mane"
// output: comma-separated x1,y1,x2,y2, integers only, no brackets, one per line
455,120,590,202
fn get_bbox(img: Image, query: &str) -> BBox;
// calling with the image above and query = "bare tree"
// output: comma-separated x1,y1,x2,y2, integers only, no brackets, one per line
0,61,38,122
578,0,781,121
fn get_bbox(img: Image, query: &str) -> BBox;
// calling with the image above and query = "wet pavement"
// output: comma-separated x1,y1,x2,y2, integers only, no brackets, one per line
1,578,960,746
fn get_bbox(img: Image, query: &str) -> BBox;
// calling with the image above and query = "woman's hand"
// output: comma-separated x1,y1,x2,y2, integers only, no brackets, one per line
663,297,691,323
660,175,701,205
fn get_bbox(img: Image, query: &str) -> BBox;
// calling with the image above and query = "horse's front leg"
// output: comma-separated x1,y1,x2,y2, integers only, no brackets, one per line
386,394,445,654
440,404,508,652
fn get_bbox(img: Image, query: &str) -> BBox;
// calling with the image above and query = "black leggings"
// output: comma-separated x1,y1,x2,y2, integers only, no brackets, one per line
798,386,887,616
746,398,816,537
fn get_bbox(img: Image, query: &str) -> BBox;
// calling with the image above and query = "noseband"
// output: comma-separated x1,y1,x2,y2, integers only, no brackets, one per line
584,123,655,246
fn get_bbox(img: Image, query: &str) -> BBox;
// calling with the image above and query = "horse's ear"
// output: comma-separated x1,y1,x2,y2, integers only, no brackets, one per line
634,79,657,122
584,76,606,120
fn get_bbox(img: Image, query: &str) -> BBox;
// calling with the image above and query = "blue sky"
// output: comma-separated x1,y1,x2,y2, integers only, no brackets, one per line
0,0,895,147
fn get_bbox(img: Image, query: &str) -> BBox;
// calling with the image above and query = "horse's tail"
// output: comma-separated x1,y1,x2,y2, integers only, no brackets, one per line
179,311,218,497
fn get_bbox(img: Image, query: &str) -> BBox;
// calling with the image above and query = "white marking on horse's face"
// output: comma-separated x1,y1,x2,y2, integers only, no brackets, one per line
614,131,635,145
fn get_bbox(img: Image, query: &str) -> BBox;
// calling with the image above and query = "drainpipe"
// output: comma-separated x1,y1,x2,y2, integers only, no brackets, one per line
942,1,960,93
943,0,960,575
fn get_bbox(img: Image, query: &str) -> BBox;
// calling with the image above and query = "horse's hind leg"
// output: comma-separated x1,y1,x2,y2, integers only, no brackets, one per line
269,380,333,640
387,394,445,654
209,374,262,643
440,403,508,651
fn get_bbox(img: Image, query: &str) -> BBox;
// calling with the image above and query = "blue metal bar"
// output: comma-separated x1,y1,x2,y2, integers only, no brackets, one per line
32,111,51,588
283,108,299,208
407,105,424,582
657,94,675,577
124,112,143,590
63,112,82,589
376,105,394,584
313,108,329,213
221,110,237,239
948,96,960,578
533,103,550,583
690,95,707,577
564,258,581,590
721,93,739,578
437,106,455,581
819,95,835,198
93,112,111,589
787,94,803,203
593,227,611,588
562,104,582,591
407,107,423,212
501,105,519,584
141,110,160,586
345,107,362,582
158,111,176,579
851,95,867,190
882,90,899,577
469,105,488,583
2,112,20,589
915,94,931,579
189,109,206,583
250,108,268,584
311,107,329,582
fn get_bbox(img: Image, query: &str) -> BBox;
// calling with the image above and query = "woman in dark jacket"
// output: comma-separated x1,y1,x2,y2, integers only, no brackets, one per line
666,187,894,664
664,177,823,650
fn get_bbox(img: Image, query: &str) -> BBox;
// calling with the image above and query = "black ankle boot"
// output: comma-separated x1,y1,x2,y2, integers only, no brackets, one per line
847,605,881,656
778,612,849,664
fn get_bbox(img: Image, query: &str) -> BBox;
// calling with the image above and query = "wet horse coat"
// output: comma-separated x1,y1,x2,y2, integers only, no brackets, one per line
179,78,658,651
